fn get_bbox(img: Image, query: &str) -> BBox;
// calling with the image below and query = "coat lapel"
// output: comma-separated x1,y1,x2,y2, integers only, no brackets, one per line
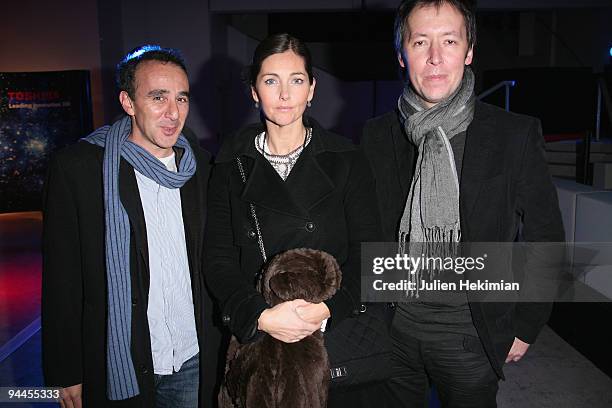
460,102,499,238
284,147,335,212
239,124,339,219
119,159,149,281
241,155,310,219
180,173,202,254
180,167,202,309
391,114,416,199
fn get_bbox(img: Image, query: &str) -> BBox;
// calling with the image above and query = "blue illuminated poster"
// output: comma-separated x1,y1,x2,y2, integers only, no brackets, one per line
0,70,93,213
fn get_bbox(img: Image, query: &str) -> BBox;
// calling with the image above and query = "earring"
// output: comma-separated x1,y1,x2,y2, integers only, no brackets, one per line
254,101,259,109
307,100,312,107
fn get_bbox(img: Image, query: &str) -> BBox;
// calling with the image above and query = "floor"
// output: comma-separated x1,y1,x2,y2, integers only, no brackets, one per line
498,325,612,408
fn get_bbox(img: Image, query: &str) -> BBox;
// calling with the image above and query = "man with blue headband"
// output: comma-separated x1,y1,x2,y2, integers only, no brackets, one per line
42,45,221,408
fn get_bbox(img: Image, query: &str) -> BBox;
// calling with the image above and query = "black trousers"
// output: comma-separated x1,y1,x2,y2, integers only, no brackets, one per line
328,381,389,408
386,323,499,408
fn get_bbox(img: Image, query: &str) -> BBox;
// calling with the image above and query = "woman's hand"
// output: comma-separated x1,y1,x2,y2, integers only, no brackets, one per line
295,302,330,326
257,299,321,343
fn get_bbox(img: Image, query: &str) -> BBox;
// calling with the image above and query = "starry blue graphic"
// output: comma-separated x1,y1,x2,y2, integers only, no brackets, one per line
0,71,93,213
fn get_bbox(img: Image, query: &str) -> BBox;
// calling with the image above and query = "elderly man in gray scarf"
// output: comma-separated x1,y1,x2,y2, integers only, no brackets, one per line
361,1,564,407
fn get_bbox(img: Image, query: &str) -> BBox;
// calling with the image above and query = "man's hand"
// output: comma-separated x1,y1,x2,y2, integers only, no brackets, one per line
257,299,321,343
505,337,530,363
59,383,82,408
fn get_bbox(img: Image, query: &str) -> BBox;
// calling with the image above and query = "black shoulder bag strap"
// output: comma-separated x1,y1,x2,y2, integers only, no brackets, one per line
235,157,267,283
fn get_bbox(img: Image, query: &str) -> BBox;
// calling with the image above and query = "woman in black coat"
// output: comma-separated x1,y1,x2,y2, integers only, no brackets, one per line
203,34,382,405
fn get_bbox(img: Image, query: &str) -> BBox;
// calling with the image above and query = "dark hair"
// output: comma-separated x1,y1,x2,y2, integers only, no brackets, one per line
394,0,477,55
116,45,188,99
248,33,314,86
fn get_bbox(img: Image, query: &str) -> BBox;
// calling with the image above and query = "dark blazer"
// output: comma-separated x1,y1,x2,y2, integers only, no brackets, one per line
203,118,382,343
360,101,565,378
42,133,222,407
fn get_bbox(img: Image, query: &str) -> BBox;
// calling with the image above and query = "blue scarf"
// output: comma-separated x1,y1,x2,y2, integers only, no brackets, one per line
84,116,196,400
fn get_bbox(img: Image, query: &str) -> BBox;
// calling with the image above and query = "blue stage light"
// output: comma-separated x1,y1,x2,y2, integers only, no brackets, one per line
609,47,612,57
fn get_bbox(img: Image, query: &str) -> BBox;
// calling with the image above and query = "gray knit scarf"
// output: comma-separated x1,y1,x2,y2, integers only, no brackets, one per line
83,116,196,400
397,68,475,293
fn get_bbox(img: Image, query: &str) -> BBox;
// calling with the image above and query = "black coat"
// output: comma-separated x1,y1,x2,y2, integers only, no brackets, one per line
42,134,222,407
203,118,382,343
360,101,565,378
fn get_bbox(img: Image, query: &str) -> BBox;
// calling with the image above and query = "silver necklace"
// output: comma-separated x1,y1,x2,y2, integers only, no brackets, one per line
255,127,312,180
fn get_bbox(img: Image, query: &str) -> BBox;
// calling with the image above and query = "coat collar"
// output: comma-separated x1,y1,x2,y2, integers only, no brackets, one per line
119,159,149,273
460,101,500,231
218,116,350,219
239,143,337,219
390,109,416,199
